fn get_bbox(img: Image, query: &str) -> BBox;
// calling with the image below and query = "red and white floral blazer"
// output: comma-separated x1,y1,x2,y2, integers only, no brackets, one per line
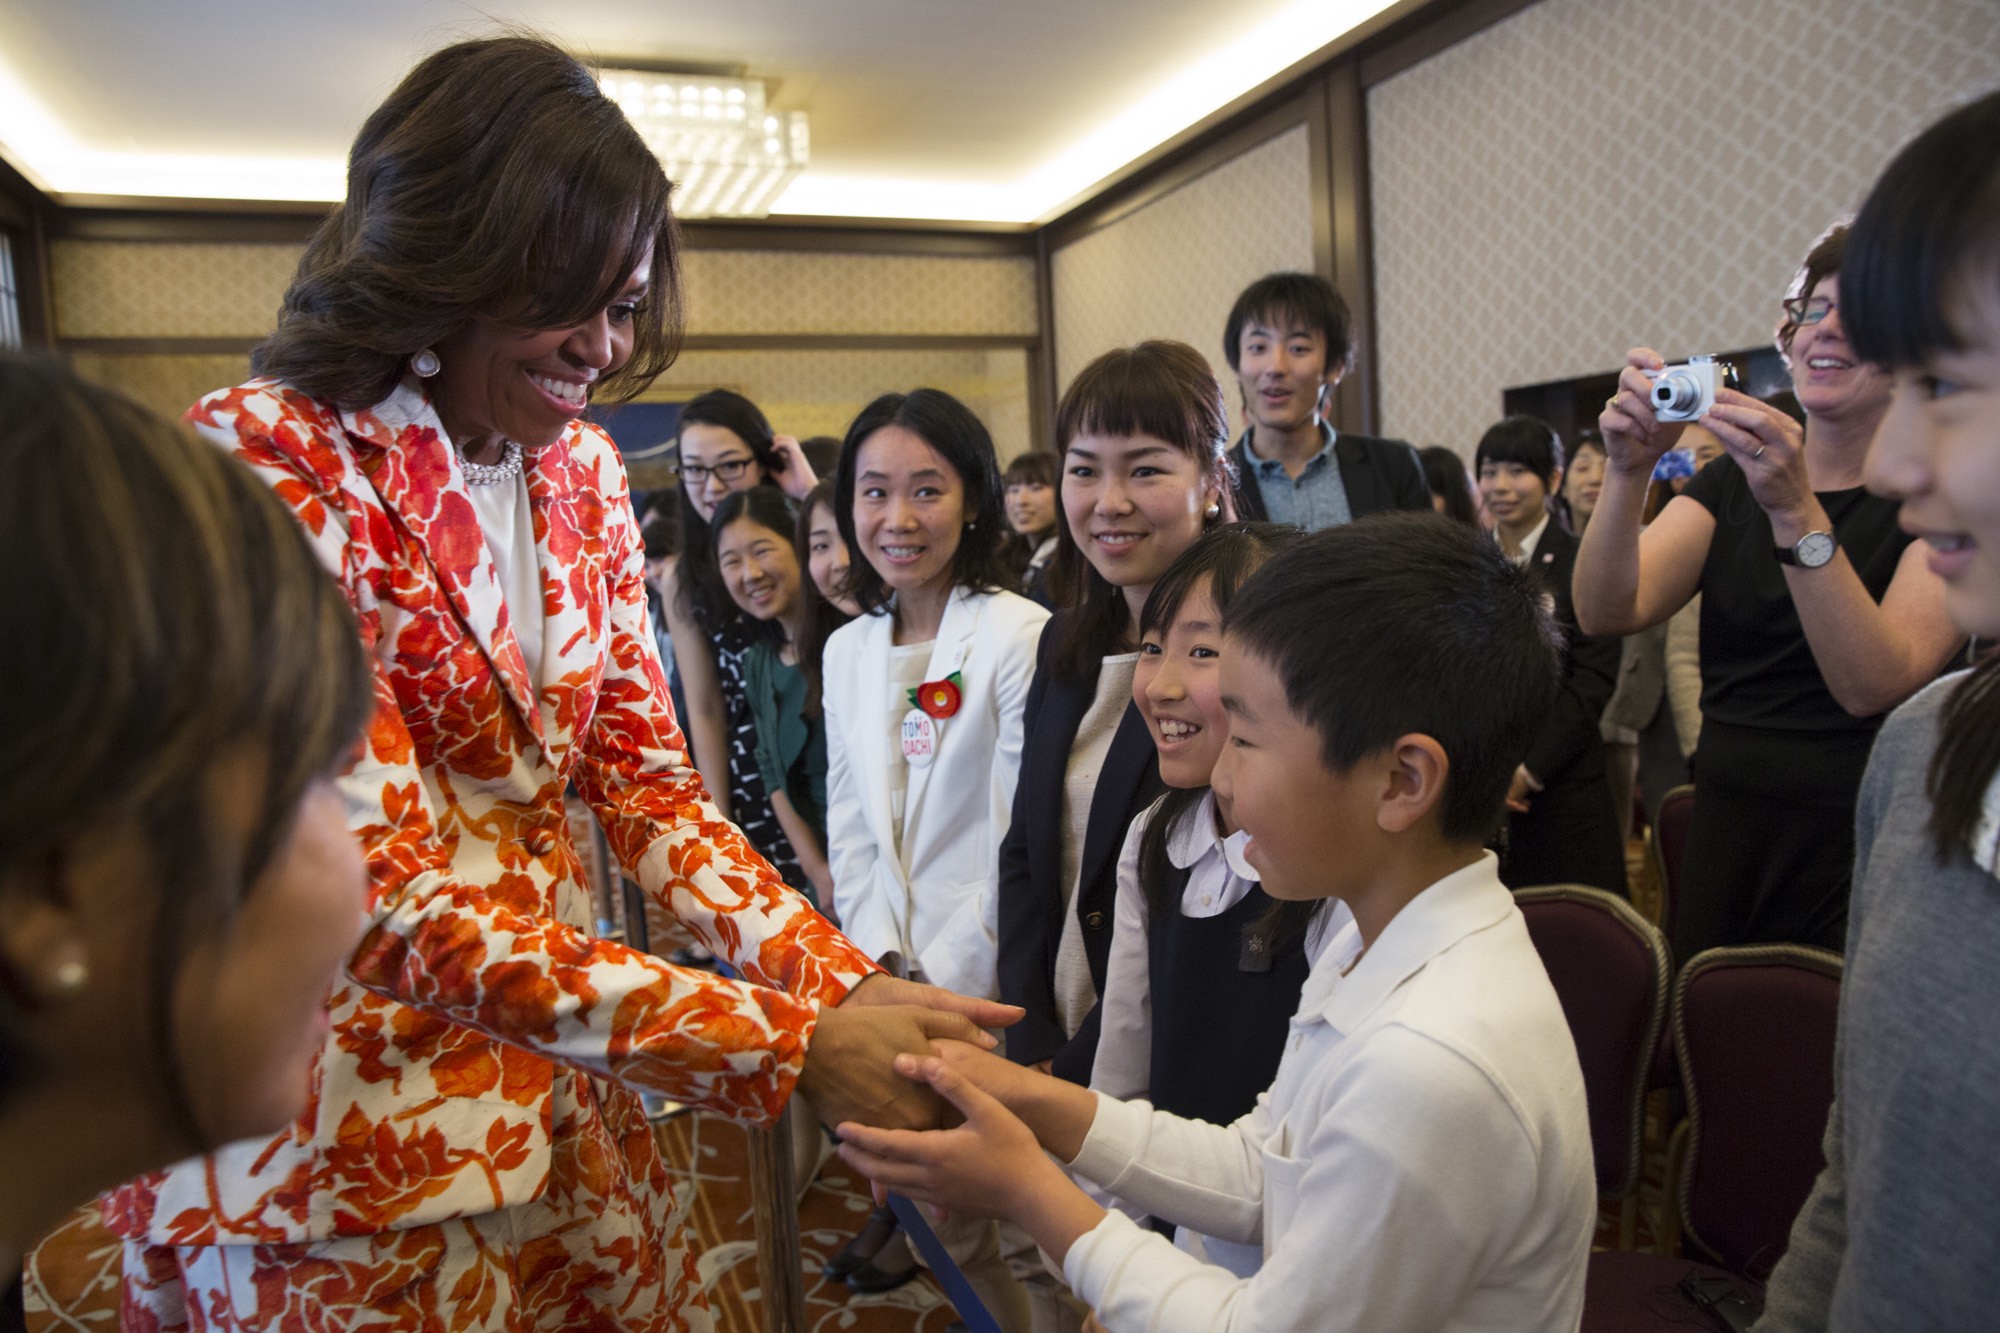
102,378,876,1245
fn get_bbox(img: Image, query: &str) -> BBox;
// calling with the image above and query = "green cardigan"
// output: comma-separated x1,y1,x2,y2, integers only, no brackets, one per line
742,640,827,844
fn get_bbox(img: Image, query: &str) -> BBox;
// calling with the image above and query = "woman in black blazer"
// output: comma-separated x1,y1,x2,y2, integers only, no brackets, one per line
997,342,1234,1082
1475,416,1627,895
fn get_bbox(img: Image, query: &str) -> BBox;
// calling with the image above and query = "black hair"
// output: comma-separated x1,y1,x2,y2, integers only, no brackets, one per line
1049,341,1235,680
1133,525,1316,950
641,512,680,562
1419,446,1480,527
1843,88,2000,862
1473,414,1565,493
800,435,844,479
1000,450,1061,578
1224,511,1562,845
1222,272,1355,374
673,388,783,627
708,486,802,654
793,482,855,721
834,389,1013,618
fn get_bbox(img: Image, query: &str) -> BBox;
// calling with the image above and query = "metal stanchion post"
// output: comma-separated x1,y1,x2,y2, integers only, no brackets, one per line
745,1104,808,1333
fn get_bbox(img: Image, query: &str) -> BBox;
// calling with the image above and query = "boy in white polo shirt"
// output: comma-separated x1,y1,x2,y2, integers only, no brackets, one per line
837,512,1596,1332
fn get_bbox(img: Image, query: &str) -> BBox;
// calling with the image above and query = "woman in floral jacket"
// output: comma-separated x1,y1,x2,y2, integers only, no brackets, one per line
102,35,1010,1331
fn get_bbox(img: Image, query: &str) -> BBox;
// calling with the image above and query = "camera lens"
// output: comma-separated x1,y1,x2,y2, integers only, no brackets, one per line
1652,372,1696,415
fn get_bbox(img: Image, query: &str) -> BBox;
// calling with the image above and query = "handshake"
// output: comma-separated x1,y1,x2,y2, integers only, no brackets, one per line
794,972,1025,1134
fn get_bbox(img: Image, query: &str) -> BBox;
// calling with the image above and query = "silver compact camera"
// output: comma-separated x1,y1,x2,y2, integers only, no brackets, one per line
1645,354,1730,422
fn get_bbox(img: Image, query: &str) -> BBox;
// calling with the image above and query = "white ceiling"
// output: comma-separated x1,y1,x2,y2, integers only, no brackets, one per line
0,0,1405,223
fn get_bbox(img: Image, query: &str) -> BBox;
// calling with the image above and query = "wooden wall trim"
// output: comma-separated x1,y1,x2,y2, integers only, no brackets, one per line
1325,60,1378,436
1029,230,1058,450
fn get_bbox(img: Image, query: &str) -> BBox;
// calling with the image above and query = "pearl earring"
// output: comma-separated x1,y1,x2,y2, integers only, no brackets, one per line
51,957,88,996
410,348,442,378
1204,503,1220,521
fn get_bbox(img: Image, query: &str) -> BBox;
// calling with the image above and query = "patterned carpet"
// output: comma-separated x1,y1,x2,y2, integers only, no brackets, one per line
24,1113,961,1332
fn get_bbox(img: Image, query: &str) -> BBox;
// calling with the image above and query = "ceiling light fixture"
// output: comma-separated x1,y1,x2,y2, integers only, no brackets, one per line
596,69,808,219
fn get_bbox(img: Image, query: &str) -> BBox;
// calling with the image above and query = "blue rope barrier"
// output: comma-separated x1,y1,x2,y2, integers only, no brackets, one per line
889,1193,1003,1333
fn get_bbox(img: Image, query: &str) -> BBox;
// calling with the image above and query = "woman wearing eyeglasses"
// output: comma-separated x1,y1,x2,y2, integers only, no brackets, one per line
661,390,821,895
1575,223,1964,960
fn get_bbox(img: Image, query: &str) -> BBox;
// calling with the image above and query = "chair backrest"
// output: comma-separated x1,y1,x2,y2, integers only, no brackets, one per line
1675,944,1843,1280
1649,784,1696,943
1514,885,1671,1199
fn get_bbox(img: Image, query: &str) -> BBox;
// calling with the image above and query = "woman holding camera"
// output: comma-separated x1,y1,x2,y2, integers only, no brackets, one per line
1575,224,1962,959
102,37,1010,1330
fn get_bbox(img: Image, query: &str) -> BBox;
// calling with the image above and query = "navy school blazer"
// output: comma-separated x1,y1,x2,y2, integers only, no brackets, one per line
996,613,1164,1083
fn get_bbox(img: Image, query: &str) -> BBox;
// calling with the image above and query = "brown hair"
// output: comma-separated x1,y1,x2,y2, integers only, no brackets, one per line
1777,223,1848,355
255,34,681,410
0,353,373,1118
1049,341,1235,680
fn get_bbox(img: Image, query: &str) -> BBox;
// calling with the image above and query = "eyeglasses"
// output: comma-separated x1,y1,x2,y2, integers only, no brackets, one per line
681,457,756,485
1782,297,1836,326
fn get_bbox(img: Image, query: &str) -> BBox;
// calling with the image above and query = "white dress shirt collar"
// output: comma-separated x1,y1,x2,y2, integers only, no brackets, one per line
1500,513,1551,568
1165,790,1260,880
1301,851,1513,1037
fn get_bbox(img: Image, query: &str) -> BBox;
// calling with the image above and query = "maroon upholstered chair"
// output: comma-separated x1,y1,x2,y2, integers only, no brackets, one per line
1582,945,1844,1331
1647,783,1696,945
1514,885,1669,1245
1675,945,1843,1278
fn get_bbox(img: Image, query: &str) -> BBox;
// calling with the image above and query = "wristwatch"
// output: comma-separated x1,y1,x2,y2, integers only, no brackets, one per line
1776,531,1838,568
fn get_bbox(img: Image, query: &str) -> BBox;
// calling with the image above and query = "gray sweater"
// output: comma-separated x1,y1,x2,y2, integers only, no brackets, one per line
1757,674,2000,1331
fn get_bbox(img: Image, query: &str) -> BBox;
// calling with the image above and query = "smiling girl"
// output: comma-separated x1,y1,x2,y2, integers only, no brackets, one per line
1759,88,2000,1331
712,488,834,907
999,341,1234,1086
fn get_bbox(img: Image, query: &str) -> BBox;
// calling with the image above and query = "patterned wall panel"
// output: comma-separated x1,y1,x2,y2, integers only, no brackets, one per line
1369,0,2000,454
1051,125,1316,435
67,352,256,423
642,346,1033,461
682,251,1038,336
49,239,1034,340
52,242,300,338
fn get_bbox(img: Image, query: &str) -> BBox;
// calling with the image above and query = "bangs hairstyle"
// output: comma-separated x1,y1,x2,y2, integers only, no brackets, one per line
835,389,1013,617
0,354,373,1119
1003,449,1059,491
1224,512,1562,844
1777,222,1850,355
1844,89,2000,862
256,34,681,411
1133,524,1310,936
793,482,856,721
1474,414,1565,492
674,389,784,627
1222,272,1355,373
1050,341,1235,680
709,486,801,652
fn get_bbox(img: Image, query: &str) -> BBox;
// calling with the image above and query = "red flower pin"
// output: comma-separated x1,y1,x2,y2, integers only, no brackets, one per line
909,671,964,719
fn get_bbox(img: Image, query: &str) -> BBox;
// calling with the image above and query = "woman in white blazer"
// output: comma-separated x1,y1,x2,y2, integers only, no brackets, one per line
823,389,1049,1000
818,389,1048,1314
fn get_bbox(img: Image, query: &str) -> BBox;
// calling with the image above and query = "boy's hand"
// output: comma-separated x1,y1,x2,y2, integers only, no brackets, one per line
837,1053,1064,1221
928,1038,1098,1162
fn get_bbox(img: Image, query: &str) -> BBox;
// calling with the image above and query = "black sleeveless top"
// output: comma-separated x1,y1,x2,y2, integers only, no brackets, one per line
1146,858,1312,1127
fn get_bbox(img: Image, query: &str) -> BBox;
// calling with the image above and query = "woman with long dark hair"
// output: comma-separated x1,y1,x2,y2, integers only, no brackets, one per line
661,388,818,890
98,37,1008,1329
1761,88,2000,1330
997,341,1233,1084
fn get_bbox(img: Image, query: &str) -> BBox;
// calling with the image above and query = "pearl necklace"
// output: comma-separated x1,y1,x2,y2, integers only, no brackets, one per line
460,440,524,486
